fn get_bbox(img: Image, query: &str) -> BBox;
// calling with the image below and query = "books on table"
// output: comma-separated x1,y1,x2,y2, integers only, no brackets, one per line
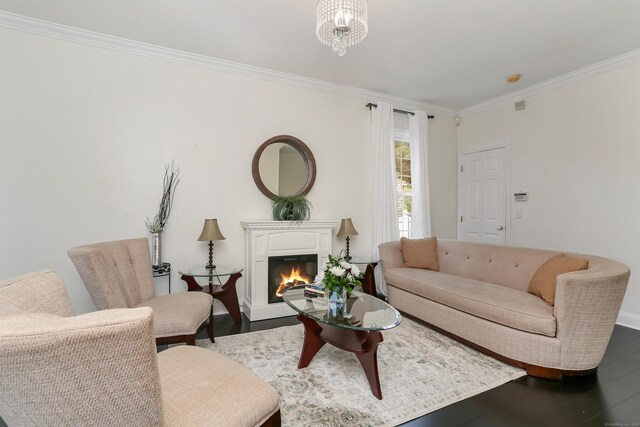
304,283,325,298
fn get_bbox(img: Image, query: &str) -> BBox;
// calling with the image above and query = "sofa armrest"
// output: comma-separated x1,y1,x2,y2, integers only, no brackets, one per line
554,257,630,370
0,307,165,426
378,241,403,271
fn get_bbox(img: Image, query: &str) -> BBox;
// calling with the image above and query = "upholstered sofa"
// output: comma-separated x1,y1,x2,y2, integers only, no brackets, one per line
0,270,281,426
379,239,630,379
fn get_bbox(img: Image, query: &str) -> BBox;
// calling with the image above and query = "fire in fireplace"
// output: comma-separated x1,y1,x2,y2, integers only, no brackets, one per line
268,254,318,304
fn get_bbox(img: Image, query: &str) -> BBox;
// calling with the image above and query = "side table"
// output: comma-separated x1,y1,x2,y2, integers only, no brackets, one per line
350,260,380,297
178,266,244,323
152,262,171,293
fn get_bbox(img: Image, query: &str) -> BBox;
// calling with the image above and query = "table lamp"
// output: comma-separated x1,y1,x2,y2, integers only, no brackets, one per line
198,218,226,269
337,218,358,262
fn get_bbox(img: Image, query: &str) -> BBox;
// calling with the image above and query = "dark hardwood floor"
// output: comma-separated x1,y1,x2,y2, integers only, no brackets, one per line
3,315,639,426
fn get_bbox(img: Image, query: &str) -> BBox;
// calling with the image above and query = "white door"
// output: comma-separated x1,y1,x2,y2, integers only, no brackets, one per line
458,147,507,244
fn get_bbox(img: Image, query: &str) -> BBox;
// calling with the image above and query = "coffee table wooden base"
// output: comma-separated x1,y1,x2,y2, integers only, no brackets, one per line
296,314,385,400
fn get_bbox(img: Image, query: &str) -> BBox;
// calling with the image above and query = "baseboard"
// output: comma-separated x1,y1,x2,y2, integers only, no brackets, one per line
617,311,640,330
212,299,244,315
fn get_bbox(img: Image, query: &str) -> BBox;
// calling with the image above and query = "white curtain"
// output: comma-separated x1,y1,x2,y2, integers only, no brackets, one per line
409,111,432,238
371,101,399,295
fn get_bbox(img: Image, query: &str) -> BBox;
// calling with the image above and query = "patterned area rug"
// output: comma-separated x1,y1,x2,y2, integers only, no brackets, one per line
197,318,524,426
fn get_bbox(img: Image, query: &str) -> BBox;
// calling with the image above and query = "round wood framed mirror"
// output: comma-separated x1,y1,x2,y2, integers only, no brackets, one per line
252,135,316,200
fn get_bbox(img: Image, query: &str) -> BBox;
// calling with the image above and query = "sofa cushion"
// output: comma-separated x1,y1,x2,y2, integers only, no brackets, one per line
528,254,590,305
385,268,556,337
401,236,439,271
135,292,213,338
159,346,280,427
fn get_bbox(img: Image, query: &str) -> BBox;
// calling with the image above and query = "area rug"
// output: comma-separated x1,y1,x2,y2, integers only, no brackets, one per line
197,318,525,426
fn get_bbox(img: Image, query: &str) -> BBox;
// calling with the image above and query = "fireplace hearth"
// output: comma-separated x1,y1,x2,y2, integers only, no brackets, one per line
268,254,317,303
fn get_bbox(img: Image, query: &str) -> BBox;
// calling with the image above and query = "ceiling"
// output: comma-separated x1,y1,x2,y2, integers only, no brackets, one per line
1,0,639,111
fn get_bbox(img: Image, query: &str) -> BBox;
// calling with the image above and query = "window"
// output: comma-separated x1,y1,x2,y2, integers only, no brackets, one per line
395,139,412,238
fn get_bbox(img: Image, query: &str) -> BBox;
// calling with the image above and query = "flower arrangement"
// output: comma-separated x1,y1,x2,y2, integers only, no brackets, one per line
315,254,363,294
145,161,180,233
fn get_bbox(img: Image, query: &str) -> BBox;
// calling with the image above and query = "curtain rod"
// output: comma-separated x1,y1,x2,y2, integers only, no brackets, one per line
366,103,435,119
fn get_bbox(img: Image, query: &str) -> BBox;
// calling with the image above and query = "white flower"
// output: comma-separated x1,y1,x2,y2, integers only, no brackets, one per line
340,260,352,269
347,273,354,282
329,266,346,277
350,264,361,276
314,271,325,283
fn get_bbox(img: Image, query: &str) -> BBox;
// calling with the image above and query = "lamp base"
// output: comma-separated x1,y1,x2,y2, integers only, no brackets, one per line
205,241,216,270
345,236,352,262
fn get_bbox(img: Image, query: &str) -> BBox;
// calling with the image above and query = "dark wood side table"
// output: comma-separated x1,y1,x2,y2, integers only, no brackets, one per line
350,260,380,297
178,267,244,323
152,262,172,293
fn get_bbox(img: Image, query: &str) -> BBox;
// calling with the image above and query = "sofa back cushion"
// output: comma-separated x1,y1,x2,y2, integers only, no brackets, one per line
68,238,155,310
401,237,439,271
436,240,562,292
0,307,165,427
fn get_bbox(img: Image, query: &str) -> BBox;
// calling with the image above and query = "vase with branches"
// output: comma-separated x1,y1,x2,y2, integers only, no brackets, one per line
146,161,180,266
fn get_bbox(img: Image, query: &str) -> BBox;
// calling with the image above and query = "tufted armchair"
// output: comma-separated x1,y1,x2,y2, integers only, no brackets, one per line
68,237,214,345
0,270,281,426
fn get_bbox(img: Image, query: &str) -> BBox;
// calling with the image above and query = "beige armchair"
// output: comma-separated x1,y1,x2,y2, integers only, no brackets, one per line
0,270,281,426
68,238,214,345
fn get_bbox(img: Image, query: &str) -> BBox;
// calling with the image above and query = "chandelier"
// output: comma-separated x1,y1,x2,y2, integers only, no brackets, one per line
316,0,368,56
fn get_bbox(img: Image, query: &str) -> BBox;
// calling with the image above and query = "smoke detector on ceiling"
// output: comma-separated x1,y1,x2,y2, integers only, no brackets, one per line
507,74,521,83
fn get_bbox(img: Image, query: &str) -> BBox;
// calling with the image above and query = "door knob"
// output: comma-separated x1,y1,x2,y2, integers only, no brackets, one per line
497,225,504,231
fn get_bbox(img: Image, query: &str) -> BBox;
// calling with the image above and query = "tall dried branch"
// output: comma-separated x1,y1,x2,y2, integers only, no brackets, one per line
146,161,180,233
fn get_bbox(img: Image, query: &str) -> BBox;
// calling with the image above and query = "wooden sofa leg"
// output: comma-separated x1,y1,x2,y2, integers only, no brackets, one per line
526,365,598,380
260,409,281,427
207,310,215,343
185,335,196,346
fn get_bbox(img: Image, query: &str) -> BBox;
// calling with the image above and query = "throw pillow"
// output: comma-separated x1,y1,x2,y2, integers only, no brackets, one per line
400,236,439,271
528,254,589,305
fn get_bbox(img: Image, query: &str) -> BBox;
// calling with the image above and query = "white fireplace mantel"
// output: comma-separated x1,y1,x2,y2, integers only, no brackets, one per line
241,220,339,320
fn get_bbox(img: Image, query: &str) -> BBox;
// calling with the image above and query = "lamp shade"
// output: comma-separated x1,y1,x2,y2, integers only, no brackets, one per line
197,219,226,241
337,218,359,237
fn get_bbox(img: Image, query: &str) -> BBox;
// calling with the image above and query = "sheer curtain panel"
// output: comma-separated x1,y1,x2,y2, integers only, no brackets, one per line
371,101,399,295
409,111,432,238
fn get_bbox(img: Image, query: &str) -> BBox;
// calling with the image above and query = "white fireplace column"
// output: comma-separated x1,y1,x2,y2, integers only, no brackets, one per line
241,220,338,321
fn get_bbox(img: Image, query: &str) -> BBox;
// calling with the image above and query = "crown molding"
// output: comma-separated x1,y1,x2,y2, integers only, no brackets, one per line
459,48,640,117
0,10,456,117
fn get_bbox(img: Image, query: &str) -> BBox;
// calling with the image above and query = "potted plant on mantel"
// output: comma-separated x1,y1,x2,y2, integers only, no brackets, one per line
146,161,180,266
271,195,312,222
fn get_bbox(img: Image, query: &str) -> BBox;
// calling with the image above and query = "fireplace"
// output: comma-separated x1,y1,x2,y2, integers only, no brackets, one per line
242,220,338,320
268,254,318,303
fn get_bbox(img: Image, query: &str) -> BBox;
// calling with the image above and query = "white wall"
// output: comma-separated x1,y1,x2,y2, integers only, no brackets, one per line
458,62,640,327
429,116,458,239
0,27,457,314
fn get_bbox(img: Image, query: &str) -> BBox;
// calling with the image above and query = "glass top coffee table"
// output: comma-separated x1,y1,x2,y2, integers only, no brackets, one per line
283,287,401,399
